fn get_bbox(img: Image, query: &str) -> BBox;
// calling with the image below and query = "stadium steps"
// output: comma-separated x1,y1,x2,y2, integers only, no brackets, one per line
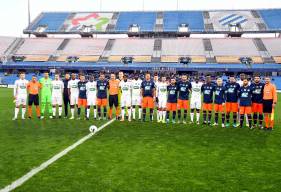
152,39,162,62
253,38,275,63
257,23,267,31
5,38,25,60
99,39,115,62
57,39,70,50
251,10,260,18
203,11,210,19
154,12,163,32
47,39,71,61
106,12,119,32
203,12,214,32
251,11,268,31
203,38,216,63
204,24,214,31
48,55,57,62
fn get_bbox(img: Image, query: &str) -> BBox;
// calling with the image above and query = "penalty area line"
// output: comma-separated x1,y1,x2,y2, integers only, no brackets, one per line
0,119,115,192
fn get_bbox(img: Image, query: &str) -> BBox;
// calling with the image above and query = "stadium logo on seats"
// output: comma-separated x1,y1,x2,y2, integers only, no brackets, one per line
65,13,112,31
219,14,248,26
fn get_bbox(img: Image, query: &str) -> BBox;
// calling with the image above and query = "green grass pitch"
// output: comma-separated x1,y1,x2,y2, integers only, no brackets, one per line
0,88,281,192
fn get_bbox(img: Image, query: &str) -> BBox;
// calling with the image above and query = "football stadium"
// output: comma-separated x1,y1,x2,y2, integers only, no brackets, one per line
1,0,281,191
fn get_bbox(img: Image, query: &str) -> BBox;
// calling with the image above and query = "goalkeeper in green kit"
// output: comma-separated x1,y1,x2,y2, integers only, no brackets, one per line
39,72,53,119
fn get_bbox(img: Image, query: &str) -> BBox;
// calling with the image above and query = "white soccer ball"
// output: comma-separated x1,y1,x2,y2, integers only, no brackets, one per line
89,125,98,133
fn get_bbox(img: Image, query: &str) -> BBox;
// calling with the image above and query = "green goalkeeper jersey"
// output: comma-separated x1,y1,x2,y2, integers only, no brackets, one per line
39,77,52,95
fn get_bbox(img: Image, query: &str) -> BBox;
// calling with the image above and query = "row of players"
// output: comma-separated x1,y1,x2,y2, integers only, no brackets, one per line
13,72,277,130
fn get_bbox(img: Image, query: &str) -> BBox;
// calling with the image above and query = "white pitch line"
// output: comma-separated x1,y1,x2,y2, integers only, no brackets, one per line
0,119,115,192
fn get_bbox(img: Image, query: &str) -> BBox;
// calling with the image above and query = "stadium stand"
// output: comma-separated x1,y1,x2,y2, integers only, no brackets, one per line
108,39,154,62
259,9,281,30
15,38,63,61
24,9,281,34
56,38,108,62
1,36,281,71
115,12,157,32
261,38,281,63
0,37,16,55
163,11,204,32
211,38,262,63
30,12,70,32
161,39,206,62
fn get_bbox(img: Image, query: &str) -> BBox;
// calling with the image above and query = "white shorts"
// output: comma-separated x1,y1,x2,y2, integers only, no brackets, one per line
121,96,131,107
70,94,79,105
158,97,167,109
131,96,141,106
87,96,97,106
16,94,27,106
52,95,63,105
190,98,201,109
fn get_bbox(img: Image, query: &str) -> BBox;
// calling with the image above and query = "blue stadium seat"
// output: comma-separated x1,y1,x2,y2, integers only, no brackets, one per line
272,76,281,90
163,11,204,32
259,9,281,30
31,13,70,32
115,12,157,32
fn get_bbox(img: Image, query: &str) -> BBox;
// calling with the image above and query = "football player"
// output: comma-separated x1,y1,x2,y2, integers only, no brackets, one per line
225,75,240,127
251,74,264,129
13,72,29,120
201,75,215,125
177,74,191,124
166,77,178,123
141,72,155,122
238,79,253,128
213,78,226,127
51,74,64,118
156,76,168,123
131,74,142,120
119,74,132,121
86,75,97,120
190,76,203,124
96,72,109,120
68,73,79,119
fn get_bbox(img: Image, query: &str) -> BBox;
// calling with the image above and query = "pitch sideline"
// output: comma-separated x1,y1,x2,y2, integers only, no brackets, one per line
0,119,116,192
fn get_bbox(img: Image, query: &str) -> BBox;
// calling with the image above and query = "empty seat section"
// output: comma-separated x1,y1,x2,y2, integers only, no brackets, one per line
24,55,50,62
161,39,205,62
31,12,70,32
262,38,281,59
59,38,108,57
211,39,260,63
259,9,281,30
16,38,63,59
109,39,154,62
208,10,260,31
78,56,100,62
163,11,204,32
115,12,157,32
0,37,15,55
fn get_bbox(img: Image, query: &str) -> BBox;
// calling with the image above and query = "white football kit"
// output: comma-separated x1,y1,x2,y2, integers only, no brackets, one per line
14,79,29,106
52,80,64,105
119,80,132,107
131,79,142,106
190,82,203,109
157,82,168,108
86,81,97,106
68,79,79,105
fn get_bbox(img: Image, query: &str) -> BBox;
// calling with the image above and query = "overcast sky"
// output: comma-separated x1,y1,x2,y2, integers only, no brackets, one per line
1,0,281,37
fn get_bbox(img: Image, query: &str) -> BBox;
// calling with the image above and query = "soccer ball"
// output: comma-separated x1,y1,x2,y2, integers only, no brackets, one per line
89,125,98,133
